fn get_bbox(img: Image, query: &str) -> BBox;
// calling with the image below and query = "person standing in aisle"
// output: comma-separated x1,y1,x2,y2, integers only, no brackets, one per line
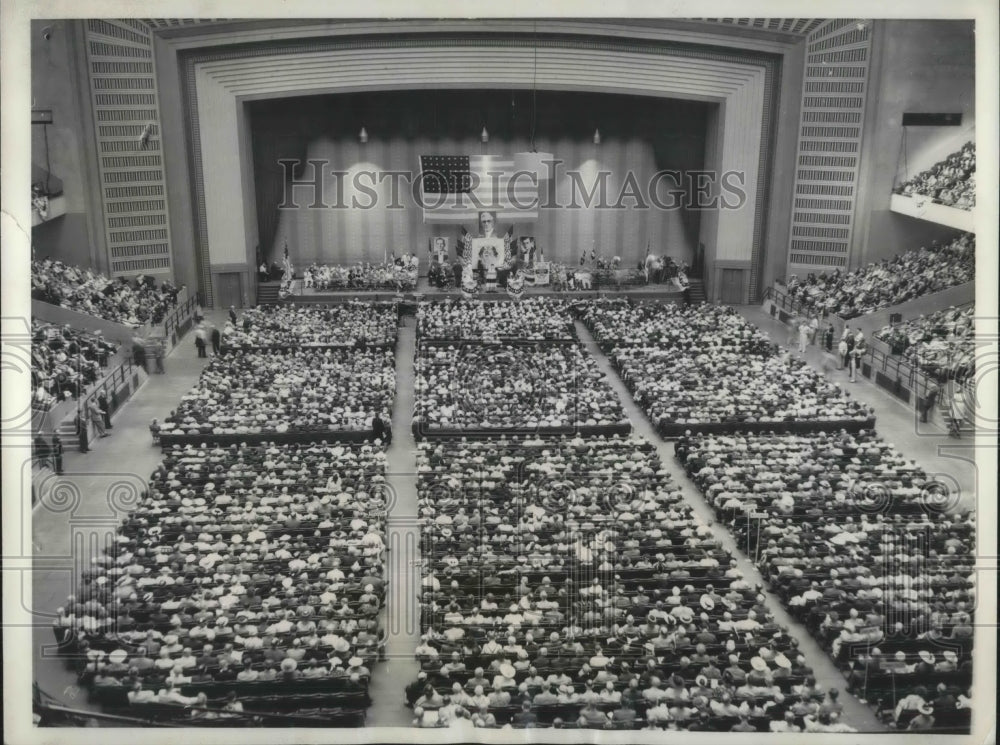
798,319,811,355
919,378,941,423
194,324,208,358
210,325,222,356
839,328,851,370
849,328,866,383
97,392,113,430
76,409,90,453
949,384,966,438
89,398,108,438
154,340,166,374
51,433,64,474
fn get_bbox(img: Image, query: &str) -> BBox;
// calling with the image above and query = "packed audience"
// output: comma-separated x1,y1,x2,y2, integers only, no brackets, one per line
895,141,975,210
677,430,974,732
581,301,873,431
406,435,851,732
161,348,395,437
220,303,399,350
55,441,386,721
303,258,418,293
32,259,181,328
31,320,119,409
876,305,975,381
417,299,576,341
782,233,975,319
413,343,627,432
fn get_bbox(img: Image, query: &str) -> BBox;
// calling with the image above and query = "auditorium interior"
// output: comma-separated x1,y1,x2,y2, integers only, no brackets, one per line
5,14,997,739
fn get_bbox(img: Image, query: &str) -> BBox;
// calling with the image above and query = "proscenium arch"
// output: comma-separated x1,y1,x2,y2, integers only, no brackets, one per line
179,32,780,306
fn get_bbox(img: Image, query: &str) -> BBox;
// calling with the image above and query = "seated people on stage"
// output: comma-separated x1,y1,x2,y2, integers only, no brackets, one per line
57,441,385,717
581,301,872,430
413,343,627,431
32,259,180,328
783,233,975,319
408,435,838,731
220,303,398,349
895,141,975,210
161,348,395,437
677,429,974,732
417,299,576,341
304,259,418,292
31,321,119,409
875,305,974,381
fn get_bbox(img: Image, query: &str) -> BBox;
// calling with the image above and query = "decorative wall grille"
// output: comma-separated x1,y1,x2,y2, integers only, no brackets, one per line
85,18,173,277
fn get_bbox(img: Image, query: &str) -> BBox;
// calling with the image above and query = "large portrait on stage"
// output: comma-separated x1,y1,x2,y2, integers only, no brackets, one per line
429,236,450,264
519,236,542,267
470,237,504,271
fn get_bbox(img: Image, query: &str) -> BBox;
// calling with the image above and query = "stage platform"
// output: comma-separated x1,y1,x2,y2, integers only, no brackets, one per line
262,277,686,305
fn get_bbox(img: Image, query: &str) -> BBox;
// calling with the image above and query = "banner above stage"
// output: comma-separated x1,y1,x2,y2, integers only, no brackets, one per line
419,154,540,224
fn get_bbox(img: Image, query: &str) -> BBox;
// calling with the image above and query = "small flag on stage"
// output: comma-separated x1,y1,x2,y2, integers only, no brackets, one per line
419,155,539,224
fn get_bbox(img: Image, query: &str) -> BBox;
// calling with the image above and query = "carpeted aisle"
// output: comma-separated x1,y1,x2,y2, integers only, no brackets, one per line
366,314,421,726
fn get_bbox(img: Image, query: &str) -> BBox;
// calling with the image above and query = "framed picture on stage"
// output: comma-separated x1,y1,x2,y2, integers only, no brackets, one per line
430,236,450,264
519,236,542,267
470,237,504,271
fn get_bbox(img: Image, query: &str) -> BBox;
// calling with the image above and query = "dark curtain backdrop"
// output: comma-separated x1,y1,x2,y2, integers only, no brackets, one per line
250,90,708,269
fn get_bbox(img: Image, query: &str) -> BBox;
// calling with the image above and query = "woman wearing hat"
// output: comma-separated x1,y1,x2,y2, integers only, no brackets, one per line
894,686,930,727
907,703,936,730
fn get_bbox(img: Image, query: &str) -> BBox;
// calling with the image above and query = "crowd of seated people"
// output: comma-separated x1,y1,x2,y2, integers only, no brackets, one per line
876,306,975,381
161,348,395,437
782,233,975,319
219,303,399,350
302,257,418,293
406,435,853,732
31,320,119,409
895,141,976,210
417,299,576,341
580,301,872,431
677,430,974,732
413,343,627,432
53,441,387,721
32,259,181,328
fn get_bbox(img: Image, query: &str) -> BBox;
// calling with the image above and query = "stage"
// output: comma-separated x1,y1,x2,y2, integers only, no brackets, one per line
261,276,687,305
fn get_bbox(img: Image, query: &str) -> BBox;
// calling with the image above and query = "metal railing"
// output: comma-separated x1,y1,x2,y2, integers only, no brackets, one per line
162,292,198,345
74,356,137,420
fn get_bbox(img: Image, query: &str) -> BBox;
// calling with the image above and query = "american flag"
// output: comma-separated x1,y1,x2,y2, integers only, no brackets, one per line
419,155,539,224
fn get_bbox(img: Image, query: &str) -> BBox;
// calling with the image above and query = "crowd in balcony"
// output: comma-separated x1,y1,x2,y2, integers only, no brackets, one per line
677,429,974,732
875,305,975,381
580,301,872,431
31,320,119,409
32,259,181,328
406,435,854,732
160,348,395,438
53,441,386,721
782,233,975,319
895,141,976,210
